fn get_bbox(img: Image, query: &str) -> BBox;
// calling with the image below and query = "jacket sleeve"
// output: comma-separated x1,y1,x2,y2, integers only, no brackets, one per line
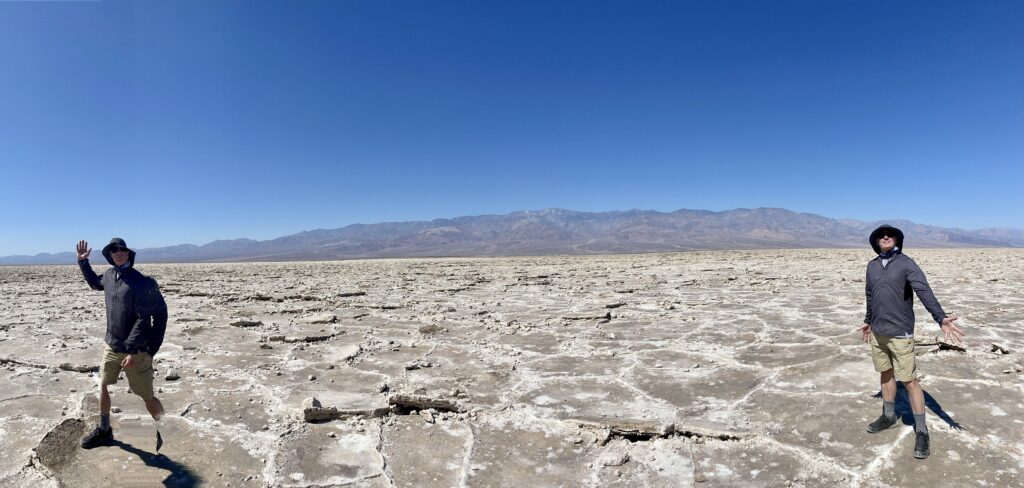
79,259,103,290
863,266,873,324
907,261,946,325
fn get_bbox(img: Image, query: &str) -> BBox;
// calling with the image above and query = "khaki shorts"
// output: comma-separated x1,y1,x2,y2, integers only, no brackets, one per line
870,333,918,382
100,346,155,400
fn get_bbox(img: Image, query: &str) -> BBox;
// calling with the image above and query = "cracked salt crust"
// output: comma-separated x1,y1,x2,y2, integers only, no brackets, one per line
2,249,1023,486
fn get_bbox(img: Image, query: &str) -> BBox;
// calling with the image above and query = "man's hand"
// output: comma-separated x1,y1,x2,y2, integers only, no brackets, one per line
859,323,871,342
121,354,134,369
76,240,91,261
940,316,964,344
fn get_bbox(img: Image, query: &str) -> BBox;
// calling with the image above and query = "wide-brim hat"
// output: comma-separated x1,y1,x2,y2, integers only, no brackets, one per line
101,237,136,266
869,225,904,254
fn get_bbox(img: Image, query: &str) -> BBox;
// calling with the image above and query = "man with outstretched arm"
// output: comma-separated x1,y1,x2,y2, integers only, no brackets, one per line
858,225,963,460
77,238,168,450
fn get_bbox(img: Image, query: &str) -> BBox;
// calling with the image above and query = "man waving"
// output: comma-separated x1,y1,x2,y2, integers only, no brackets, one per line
76,238,168,450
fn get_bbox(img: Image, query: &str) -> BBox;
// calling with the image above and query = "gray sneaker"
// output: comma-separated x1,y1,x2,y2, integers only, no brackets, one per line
866,415,898,433
913,432,930,459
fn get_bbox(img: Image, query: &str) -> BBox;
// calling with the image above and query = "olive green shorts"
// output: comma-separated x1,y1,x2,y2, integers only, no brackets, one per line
99,346,155,400
870,333,918,382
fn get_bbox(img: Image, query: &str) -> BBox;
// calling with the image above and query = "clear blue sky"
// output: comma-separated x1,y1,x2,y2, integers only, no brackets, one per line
2,1,1022,256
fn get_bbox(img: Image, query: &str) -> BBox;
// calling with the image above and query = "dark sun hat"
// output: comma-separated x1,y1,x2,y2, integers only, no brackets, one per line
101,237,136,266
868,225,904,254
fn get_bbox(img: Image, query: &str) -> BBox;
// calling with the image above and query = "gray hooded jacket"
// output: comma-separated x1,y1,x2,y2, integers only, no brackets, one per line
79,247,167,355
864,252,947,338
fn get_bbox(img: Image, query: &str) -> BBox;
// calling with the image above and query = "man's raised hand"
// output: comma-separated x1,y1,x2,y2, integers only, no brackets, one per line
76,240,91,261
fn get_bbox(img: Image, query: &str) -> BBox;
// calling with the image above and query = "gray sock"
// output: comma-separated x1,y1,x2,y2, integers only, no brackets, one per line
913,413,928,434
883,401,896,420
99,414,110,431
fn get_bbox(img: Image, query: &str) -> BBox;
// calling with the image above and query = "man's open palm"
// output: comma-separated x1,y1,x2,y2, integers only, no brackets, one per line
941,316,964,344
76,240,91,261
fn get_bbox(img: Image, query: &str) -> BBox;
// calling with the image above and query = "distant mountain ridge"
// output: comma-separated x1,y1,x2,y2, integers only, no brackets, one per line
4,207,1022,265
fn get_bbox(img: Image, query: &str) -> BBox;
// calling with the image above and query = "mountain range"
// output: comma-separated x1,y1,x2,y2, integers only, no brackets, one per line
4,207,1023,265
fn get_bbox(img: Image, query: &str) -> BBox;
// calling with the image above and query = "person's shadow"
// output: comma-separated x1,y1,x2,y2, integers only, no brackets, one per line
110,440,202,487
873,383,965,430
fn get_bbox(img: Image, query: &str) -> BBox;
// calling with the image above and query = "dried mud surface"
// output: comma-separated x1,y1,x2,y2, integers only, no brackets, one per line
1,249,1022,487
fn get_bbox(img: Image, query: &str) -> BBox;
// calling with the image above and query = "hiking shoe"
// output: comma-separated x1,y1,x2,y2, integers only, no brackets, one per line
913,432,930,459
866,415,899,433
81,426,113,449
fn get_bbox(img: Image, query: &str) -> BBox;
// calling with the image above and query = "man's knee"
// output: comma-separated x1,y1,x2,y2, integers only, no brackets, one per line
902,379,920,390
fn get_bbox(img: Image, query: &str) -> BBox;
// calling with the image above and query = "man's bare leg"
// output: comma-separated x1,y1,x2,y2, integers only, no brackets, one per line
99,383,113,431
867,369,900,433
903,378,930,458
82,383,116,448
100,383,111,417
903,379,925,414
144,396,165,452
880,369,897,402
903,379,928,434
144,397,165,420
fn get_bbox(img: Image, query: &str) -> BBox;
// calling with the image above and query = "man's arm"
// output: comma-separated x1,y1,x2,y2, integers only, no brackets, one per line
906,262,946,324
130,279,168,356
907,261,964,343
147,284,168,356
860,266,873,342
76,240,103,290
863,267,873,324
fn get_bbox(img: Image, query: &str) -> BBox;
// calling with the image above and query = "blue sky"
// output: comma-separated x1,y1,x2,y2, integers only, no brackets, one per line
2,1,1022,256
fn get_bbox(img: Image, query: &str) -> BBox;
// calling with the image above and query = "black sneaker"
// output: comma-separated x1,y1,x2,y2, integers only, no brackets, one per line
81,426,113,449
914,432,930,459
866,415,899,433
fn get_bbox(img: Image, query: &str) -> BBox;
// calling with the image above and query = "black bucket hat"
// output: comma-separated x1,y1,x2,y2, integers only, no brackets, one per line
101,237,136,267
868,225,904,254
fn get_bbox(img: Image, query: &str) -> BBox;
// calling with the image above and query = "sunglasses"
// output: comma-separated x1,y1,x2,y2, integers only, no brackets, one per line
878,232,896,240
110,246,129,253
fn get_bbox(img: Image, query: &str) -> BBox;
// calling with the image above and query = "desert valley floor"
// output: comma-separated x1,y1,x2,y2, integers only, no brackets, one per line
1,249,1022,487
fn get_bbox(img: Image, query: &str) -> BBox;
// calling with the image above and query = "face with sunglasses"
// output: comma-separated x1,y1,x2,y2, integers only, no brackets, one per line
876,231,897,253
109,246,130,266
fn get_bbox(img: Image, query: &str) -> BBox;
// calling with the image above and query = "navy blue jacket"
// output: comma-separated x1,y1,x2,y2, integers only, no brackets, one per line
79,253,167,355
864,253,946,337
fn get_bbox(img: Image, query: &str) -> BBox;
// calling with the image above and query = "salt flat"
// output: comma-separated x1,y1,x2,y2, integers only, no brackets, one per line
1,249,1022,487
